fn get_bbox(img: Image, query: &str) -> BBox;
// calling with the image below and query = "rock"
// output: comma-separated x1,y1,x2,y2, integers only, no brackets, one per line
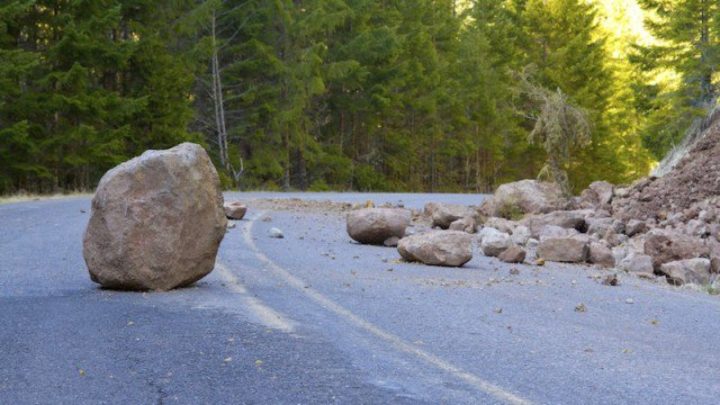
269,227,284,238
479,227,512,257
449,216,477,233
397,231,473,267
659,258,711,285
423,202,440,217
537,235,589,263
484,217,518,234
643,229,710,270
522,210,589,238
383,236,400,247
711,257,720,274
498,246,526,263
511,225,531,246
432,203,474,229
617,253,654,277
586,217,624,237
346,208,410,245
480,179,566,217
603,229,628,247
538,225,579,241
526,238,540,250
589,242,615,268
83,143,227,291
579,181,614,209
223,201,247,220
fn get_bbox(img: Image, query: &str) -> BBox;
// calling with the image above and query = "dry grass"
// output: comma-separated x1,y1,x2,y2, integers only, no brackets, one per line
0,191,92,205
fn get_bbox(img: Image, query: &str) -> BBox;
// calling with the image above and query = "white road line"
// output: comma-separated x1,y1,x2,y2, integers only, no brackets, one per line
216,262,295,333
242,211,532,405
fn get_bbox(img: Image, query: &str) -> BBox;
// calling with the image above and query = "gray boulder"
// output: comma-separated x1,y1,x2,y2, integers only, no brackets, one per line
511,225,532,246
479,227,512,257
579,181,614,209
83,143,227,291
347,208,410,245
537,235,590,263
523,210,589,238
432,203,475,229
398,231,473,267
589,242,615,268
484,217,518,234
480,180,566,217
660,258,712,285
449,216,477,233
498,245,527,263
643,229,710,271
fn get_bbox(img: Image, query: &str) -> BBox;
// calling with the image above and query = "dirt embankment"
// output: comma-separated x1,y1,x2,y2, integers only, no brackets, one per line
613,114,720,222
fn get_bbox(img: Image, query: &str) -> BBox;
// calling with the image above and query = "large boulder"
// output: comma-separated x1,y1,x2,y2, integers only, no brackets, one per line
537,235,590,263
480,180,566,217
347,208,410,245
398,231,473,267
479,227,512,257
588,242,615,268
431,203,475,229
83,143,227,291
643,229,710,270
659,258,712,285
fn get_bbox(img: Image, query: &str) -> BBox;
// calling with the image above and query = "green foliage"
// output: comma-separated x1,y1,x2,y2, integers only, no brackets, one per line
1,0,695,195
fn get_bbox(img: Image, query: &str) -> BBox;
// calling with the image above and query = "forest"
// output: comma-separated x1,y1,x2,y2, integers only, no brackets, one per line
0,0,718,194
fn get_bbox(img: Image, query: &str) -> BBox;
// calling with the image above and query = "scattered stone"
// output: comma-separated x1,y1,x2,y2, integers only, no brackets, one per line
346,208,410,245
625,298,635,304
449,216,477,233
659,258,711,285
588,242,615,268
617,253,654,277
537,235,589,263
223,201,247,220
432,203,475,229
480,179,566,217
602,274,619,286
383,236,400,247
261,215,272,222
575,303,587,313
526,238,540,250
535,258,545,266
509,267,520,275
397,231,473,267
269,227,284,239
498,246,526,263
227,222,236,229
478,227,512,257
83,143,227,291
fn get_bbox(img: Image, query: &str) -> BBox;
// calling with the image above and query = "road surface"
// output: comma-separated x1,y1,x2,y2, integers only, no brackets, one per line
1,192,719,404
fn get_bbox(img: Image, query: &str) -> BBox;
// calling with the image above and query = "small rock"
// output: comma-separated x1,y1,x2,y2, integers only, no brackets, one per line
625,219,648,237
535,258,545,266
227,222,236,229
602,274,619,286
575,303,587,313
383,236,400,247
498,246,526,263
269,227,284,239
625,298,634,304
224,201,247,220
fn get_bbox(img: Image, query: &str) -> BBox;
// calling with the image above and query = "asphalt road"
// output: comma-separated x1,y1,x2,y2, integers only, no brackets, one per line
1,192,720,404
